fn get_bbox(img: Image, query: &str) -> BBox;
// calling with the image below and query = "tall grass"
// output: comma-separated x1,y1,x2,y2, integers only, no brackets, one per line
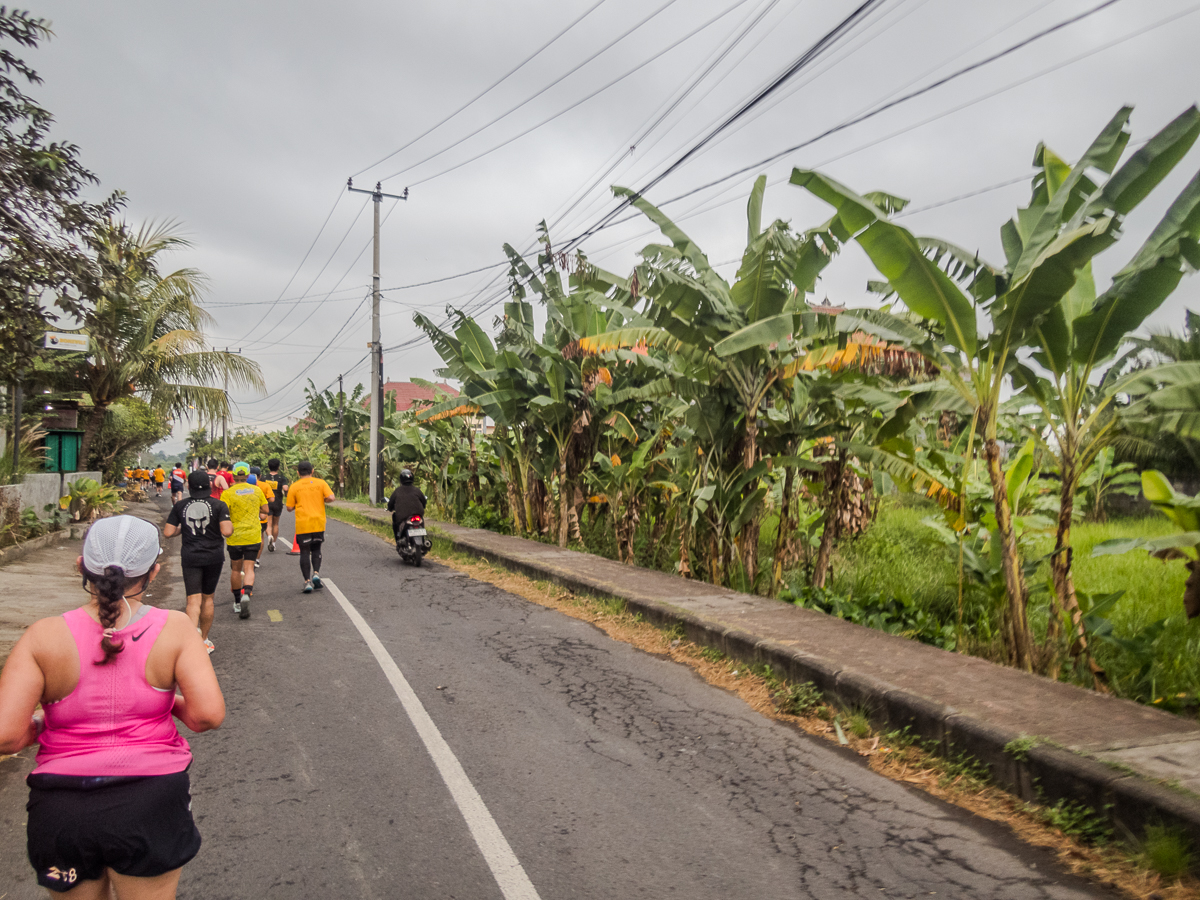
1031,519,1198,705
826,500,1199,709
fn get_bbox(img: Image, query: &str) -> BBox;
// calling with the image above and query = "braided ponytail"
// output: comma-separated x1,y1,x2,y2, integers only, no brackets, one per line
82,563,131,664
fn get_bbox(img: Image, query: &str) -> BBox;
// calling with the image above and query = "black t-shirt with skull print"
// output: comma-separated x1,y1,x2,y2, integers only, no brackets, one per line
167,493,232,567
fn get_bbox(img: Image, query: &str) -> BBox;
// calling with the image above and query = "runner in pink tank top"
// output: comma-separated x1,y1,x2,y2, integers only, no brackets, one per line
35,606,192,777
0,515,225,897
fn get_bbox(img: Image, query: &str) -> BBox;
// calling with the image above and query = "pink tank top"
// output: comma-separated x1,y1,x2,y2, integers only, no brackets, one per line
34,606,192,776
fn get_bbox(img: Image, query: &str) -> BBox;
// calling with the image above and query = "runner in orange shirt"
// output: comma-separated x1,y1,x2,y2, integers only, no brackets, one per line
285,461,335,593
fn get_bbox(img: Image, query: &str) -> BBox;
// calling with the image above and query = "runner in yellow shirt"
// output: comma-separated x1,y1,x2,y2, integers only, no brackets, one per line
153,465,166,498
285,460,335,593
220,462,268,620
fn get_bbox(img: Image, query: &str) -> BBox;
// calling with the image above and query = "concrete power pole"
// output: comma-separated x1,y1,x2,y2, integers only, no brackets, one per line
337,373,345,497
347,178,407,504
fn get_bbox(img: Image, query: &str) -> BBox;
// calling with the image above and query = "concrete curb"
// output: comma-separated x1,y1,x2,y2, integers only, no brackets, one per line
0,526,83,568
413,518,1200,857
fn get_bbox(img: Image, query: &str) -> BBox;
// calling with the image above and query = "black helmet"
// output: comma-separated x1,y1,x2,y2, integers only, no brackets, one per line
399,468,414,485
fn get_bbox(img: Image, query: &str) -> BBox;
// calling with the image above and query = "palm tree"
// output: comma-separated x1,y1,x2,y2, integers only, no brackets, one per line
63,221,265,465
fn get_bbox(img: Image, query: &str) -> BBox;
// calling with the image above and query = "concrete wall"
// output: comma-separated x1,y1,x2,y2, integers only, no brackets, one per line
20,474,63,519
1,472,106,520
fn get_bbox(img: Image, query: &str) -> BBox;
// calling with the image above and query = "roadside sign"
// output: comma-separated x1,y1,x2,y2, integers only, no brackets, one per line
44,331,89,351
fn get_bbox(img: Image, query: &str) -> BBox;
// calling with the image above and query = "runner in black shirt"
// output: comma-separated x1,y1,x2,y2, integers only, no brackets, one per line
262,458,290,553
164,470,232,654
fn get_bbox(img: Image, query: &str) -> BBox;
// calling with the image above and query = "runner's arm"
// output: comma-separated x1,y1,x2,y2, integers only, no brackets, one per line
163,523,181,538
0,624,49,754
169,614,225,732
220,521,233,537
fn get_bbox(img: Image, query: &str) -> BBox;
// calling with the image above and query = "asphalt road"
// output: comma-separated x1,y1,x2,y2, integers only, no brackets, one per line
0,517,1109,899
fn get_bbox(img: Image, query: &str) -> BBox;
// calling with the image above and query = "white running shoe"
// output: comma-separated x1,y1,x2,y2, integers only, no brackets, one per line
204,639,215,654
232,600,242,614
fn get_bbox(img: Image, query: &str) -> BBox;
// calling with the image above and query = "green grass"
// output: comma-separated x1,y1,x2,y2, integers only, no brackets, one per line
823,501,1200,711
1140,824,1194,878
827,502,960,621
1030,518,1199,705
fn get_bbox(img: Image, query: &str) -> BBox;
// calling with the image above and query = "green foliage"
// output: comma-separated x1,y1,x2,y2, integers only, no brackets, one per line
751,664,826,717
781,581,957,650
1004,735,1039,761
458,501,511,533
58,477,120,522
88,396,171,479
1030,798,1113,846
1140,824,1194,878
0,9,122,380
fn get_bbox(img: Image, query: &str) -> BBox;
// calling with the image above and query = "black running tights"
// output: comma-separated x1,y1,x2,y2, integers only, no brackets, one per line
300,543,322,580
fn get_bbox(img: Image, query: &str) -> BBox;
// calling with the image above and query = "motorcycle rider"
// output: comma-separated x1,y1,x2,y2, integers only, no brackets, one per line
386,469,427,546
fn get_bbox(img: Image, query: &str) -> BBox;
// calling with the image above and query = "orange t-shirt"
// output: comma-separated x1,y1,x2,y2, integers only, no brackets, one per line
286,476,335,534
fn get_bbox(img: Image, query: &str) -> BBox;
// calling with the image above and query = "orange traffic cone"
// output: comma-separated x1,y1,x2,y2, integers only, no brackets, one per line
287,534,300,555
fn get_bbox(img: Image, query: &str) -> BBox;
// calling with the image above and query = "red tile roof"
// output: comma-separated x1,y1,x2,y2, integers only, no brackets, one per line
381,381,458,412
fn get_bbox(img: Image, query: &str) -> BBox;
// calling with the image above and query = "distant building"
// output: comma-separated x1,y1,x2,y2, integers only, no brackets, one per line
381,381,458,413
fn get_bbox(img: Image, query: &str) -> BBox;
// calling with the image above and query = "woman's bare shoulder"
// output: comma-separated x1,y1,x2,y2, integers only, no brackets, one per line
24,615,73,643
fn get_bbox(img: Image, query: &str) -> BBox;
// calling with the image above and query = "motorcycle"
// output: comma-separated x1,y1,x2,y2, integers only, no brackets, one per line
396,514,431,566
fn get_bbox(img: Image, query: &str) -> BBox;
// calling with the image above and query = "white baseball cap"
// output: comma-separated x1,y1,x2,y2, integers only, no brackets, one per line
83,515,162,577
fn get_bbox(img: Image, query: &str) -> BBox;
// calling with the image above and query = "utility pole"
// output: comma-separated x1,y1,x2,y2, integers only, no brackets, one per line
221,347,242,460
347,178,407,504
337,373,345,497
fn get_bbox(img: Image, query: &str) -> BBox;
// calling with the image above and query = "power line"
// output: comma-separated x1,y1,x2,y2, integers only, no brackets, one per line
546,0,795,240
569,0,1127,247
237,187,344,344
352,0,612,178
377,0,688,184
563,0,897,249
393,0,758,189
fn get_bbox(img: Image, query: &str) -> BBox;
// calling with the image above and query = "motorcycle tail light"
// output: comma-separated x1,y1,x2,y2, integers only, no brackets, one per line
410,515,422,522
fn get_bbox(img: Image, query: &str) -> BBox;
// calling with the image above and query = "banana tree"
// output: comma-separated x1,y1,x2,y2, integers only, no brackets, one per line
1093,471,1200,620
791,104,1200,673
581,176,854,585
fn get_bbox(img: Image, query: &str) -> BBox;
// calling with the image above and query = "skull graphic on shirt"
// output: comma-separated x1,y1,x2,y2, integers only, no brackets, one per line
183,500,211,536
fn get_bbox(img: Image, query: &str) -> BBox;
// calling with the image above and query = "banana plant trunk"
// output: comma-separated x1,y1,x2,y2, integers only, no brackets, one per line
466,425,480,504
740,413,760,586
811,448,847,590
983,437,1036,672
1051,458,1107,689
771,463,796,597
557,445,570,548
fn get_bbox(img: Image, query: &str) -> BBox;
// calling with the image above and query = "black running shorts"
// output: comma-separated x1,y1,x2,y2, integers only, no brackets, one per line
26,769,201,891
297,531,325,547
227,543,261,561
267,500,284,517
181,561,223,595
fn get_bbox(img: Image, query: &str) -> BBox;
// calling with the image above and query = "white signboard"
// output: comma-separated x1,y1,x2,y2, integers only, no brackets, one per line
44,331,89,351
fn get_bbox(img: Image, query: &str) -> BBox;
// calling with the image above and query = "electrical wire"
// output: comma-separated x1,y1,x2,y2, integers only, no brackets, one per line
567,0,1128,249
545,0,794,240
395,0,759,189
246,0,1172,417
352,0,612,178
377,0,689,184
237,187,344,344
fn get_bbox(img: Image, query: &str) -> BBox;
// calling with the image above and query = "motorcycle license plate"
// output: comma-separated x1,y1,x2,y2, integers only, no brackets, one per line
408,528,427,537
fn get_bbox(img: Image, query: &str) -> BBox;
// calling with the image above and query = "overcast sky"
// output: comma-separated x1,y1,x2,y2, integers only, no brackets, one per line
24,0,1200,446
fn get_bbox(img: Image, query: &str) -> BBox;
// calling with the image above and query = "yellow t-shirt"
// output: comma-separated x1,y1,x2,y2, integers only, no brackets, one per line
221,482,268,546
286,476,335,534
153,467,165,483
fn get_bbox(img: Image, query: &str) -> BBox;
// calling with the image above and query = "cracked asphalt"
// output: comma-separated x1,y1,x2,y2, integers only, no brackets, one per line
0,517,1111,898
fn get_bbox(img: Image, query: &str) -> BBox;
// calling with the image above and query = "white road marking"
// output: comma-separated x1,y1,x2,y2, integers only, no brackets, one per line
325,579,542,900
